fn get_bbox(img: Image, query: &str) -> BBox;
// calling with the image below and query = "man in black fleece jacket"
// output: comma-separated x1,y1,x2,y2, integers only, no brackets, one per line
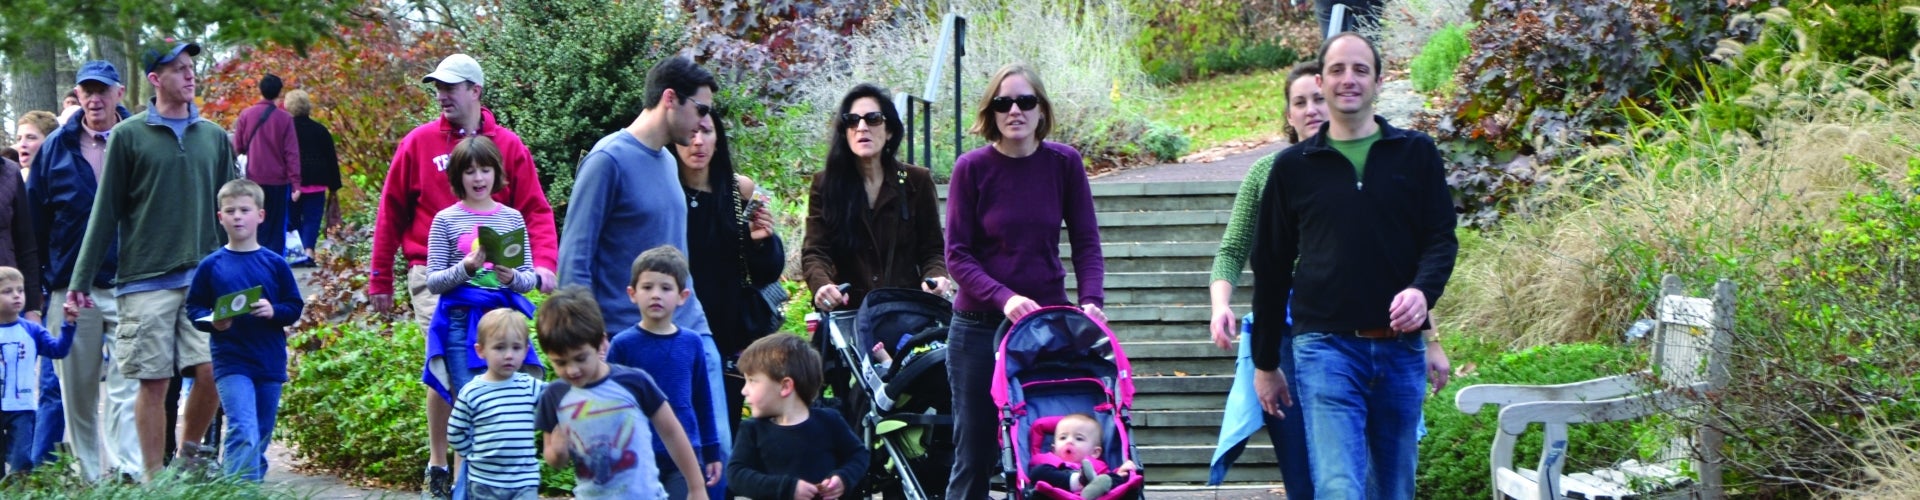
1249,32,1458,499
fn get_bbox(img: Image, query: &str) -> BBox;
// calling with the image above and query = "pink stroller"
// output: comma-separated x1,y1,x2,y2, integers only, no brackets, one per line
993,306,1147,500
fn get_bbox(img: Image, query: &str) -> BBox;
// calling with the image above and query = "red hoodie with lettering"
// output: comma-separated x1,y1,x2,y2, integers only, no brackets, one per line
369,108,556,296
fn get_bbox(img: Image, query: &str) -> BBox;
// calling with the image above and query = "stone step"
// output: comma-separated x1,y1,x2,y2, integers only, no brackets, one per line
1125,341,1237,376
1139,463,1285,485
1134,409,1227,428
1104,323,1222,343
1134,391,1236,411
1133,374,1232,395
1094,287,1244,307
1137,445,1276,468
939,181,1242,214
1070,211,1233,244
1070,271,1252,290
1104,305,1214,323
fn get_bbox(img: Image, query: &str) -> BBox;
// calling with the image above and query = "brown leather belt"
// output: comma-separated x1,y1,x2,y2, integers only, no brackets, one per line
1352,328,1399,339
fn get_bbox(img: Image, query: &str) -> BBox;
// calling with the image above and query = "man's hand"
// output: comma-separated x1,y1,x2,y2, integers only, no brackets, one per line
250,298,274,319
371,293,395,314
1387,288,1429,333
793,480,819,500
534,267,557,293
291,190,302,203
1208,305,1238,350
819,475,846,500
1254,368,1293,419
1002,295,1040,322
704,461,723,487
66,290,95,310
1427,338,1451,396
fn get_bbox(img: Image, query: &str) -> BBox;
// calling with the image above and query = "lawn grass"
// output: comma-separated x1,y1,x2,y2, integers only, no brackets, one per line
1151,67,1293,150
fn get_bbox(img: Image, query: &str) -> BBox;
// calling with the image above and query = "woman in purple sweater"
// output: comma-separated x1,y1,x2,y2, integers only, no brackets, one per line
943,63,1106,499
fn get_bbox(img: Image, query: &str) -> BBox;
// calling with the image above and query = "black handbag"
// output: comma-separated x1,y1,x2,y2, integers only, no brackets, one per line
739,278,788,335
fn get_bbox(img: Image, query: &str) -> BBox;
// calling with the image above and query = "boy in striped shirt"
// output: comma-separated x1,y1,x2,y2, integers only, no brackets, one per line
449,309,543,499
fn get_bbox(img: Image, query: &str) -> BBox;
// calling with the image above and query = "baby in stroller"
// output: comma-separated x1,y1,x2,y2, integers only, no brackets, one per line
1030,413,1138,499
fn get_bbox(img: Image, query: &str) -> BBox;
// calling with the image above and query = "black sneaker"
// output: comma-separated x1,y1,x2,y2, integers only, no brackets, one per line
424,466,452,499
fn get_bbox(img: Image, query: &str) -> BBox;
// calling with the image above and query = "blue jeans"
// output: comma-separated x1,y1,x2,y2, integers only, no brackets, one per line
1293,331,1426,500
33,357,63,467
1267,333,1315,499
945,310,1004,500
290,189,328,252
696,333,728,500
259,183,291,256
1,410,33,473
443,307,480,500
216,374,283,482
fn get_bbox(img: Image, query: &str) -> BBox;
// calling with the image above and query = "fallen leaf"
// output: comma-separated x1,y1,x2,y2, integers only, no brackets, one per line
1454,362,1479,377
1174,371,1189,377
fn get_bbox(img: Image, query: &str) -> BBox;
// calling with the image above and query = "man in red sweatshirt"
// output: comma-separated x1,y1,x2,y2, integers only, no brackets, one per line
367,53,558,499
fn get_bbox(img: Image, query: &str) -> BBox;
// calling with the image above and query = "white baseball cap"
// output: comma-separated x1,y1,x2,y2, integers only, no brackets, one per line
422,53,484,87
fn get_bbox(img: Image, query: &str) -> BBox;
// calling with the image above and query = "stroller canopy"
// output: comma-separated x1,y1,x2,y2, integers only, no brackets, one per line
989,306,1137,410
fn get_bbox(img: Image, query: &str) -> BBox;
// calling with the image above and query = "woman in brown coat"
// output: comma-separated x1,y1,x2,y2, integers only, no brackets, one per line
802,83,952,311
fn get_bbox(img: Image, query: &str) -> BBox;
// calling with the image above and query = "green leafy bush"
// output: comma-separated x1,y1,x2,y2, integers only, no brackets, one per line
1130,0,1244,82
1795,0,1920,63
1420,342,1642,499
1176,38,1302,83
282,322,431,486
10,458,307,499
1409,23,1471,94
468,0,688,225
1139,121,1192,162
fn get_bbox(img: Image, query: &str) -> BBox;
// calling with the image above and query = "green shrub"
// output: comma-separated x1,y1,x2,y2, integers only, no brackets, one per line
1130,0,1244,82
1185,38,1302,82
282,322,431,487
1420,341,1643,498
468,0,688,226
1409,23,1471,94
1140,121,1191,162
9,457,311,498
1795,0,1920,63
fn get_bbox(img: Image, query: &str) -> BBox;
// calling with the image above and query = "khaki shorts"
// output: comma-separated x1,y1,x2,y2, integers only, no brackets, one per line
114,288,211,380
407,265,440,328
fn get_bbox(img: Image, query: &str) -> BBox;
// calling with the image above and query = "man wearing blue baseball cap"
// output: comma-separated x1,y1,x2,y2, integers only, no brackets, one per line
68,40,237,481
26,58,144,483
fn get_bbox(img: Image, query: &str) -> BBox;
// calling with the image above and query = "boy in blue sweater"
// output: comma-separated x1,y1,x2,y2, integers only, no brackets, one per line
606,245,722,500
185,179,305,481
0,266,74,474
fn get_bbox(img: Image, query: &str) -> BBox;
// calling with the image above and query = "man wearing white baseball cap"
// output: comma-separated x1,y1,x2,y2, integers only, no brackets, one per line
368,52,558,499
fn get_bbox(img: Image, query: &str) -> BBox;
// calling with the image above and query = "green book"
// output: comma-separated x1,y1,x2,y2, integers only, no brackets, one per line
476,226,528,269
213,286,264,321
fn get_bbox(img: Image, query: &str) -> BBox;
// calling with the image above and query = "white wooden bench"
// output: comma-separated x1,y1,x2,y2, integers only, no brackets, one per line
1455,275,1730,500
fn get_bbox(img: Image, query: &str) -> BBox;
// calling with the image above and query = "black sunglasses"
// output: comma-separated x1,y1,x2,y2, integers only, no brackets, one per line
989,94,1040,113
841,112,886,128
692,102,712,117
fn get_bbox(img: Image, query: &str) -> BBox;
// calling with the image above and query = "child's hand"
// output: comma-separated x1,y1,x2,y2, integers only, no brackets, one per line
462,246,487,272
819,475,846,500
63,302,79,322
213,318,234,331
543,425,573,466
494,265,517,285
249,298,274,319
704,461,723,487
1116,460,1139,477
792,480,819,500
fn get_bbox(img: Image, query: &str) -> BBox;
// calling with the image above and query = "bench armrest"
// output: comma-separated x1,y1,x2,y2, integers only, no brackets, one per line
1455,373,1648,415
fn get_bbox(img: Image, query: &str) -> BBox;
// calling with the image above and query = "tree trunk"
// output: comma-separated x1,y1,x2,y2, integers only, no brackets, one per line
6,39,61,120
90,32,144,108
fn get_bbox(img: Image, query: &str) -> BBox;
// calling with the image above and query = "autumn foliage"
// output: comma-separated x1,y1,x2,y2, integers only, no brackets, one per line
203,21,460,214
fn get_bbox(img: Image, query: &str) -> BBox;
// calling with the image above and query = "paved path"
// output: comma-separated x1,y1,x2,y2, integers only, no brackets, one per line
1094,142,1287,185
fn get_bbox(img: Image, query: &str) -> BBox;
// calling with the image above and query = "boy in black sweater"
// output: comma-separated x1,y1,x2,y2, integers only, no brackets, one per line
726,334,867,500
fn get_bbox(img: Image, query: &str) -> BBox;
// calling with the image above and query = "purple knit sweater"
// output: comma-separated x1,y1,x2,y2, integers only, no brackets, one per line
944,141,1105,313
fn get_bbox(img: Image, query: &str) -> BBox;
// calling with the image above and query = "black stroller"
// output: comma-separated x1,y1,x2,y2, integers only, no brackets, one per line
815,288,956,500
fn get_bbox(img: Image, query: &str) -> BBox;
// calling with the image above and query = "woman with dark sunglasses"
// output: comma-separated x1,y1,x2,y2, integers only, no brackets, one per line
801,83,952,314
943,63,1106,499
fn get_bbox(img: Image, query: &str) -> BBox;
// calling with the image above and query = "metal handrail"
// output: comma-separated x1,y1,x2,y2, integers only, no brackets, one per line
902,12,965,170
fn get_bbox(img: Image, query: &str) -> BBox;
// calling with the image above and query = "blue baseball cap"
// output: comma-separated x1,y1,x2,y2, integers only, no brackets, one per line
142,41,202,74
76,60,122,86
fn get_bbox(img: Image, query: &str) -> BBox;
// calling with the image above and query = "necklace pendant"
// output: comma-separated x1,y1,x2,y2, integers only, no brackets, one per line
690,199,699,207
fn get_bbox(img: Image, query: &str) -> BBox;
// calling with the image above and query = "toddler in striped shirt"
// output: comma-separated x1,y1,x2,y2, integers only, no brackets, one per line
449,308,544,499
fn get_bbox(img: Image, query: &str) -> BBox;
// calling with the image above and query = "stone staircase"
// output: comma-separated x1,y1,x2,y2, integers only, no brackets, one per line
941,180,1272,485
